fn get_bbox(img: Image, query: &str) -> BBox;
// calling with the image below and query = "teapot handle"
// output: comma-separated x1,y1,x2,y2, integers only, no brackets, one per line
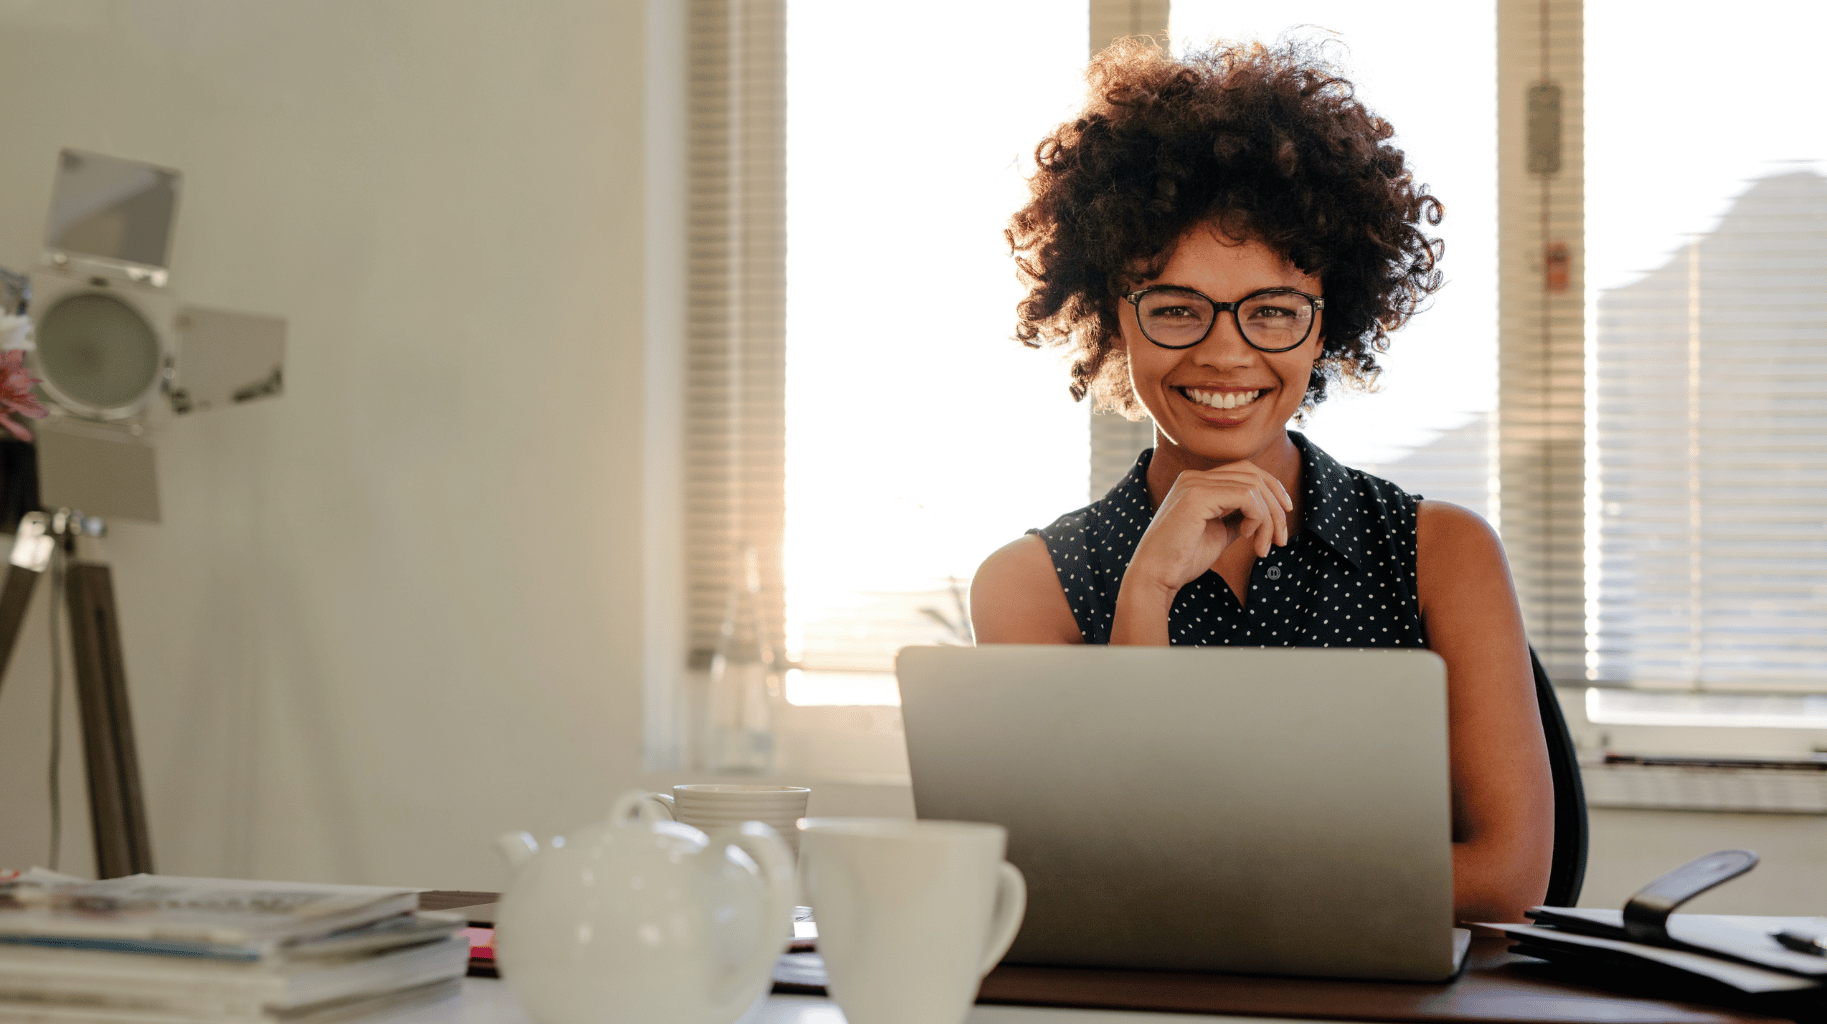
706,821,796,1004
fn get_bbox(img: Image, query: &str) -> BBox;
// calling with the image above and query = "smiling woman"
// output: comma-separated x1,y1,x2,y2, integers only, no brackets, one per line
970,38,1554,925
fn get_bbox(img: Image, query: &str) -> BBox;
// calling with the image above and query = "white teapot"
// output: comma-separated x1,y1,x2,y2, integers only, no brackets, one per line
494,789,796,1024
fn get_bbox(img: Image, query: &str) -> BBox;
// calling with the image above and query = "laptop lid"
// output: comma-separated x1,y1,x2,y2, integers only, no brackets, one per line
896,644,1463,982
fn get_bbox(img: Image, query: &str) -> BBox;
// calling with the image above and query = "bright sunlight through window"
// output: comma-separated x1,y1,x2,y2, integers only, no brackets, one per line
784,2,1091,703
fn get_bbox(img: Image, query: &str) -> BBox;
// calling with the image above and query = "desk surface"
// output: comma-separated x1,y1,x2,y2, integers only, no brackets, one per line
421,893,1792,1024
372,976,1791,1024
975,939,1793,1023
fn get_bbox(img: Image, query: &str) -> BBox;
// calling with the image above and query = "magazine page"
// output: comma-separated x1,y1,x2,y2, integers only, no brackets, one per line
0,876,418,949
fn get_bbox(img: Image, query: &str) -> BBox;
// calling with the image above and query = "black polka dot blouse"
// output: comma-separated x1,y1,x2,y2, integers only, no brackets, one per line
1030,432,1427,649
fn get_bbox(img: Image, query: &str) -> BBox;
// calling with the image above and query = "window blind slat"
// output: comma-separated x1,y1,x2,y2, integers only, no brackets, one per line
684,0,789,669
1497,0,1587,680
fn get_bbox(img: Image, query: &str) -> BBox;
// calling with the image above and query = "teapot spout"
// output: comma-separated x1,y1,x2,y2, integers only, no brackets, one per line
497,830,540,869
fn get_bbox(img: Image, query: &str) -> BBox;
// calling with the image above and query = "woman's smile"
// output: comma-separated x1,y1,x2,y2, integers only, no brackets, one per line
1176,385,1267,413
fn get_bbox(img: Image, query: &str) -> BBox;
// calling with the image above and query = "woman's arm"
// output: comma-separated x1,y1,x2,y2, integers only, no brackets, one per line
1416,500,1554,923
970,535,1084,644
974,459,1291,646
1112,462,1294,645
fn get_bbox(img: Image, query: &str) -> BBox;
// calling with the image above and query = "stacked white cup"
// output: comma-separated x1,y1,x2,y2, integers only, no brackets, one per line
644,784,813,859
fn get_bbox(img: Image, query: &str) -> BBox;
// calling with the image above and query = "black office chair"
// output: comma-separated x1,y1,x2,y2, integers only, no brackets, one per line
1530,646,1588,907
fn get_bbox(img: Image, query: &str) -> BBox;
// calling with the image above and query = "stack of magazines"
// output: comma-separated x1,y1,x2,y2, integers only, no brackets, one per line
0,870,469,1023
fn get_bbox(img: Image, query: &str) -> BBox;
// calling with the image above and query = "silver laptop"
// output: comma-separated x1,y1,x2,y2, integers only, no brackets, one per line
895,644,1471,982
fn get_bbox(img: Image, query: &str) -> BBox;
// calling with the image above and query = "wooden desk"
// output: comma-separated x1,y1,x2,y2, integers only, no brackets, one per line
973,938,1792,1023
422,893,1794,1024
364,978,1394,1024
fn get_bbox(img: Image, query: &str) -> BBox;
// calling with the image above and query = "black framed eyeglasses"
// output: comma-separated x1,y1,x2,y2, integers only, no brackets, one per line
1123,285,1325,353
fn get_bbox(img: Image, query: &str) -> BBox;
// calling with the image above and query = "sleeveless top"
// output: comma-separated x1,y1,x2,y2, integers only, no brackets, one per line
1030,432,1429,648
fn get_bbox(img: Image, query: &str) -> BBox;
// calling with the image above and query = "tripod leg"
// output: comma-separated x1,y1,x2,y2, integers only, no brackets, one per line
0,563,39,698
0,511,54,700
65,560,153,878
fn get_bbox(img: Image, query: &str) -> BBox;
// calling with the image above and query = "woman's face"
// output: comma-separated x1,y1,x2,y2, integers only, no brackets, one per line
1119,225,1324,467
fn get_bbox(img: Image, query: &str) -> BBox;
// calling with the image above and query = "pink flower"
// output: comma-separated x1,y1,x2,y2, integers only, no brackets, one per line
0,350,48,442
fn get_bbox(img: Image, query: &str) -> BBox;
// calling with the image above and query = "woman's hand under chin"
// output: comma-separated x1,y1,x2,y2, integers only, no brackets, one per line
1110,460,1293,644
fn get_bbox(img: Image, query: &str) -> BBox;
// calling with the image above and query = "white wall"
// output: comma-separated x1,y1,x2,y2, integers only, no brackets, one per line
0,0,651,891
1582,808,1827,914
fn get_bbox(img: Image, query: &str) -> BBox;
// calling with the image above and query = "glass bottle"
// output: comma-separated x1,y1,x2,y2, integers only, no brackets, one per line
705,545,777,774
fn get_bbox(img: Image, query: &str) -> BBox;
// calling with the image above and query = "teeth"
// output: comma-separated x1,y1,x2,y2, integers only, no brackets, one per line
1182,388,1262,411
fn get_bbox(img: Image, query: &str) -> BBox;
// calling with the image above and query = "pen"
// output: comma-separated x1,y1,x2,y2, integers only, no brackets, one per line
1772,929,1827,957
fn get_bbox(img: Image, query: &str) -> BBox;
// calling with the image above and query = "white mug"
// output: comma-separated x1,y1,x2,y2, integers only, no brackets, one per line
645,784,812,858
798,818,1026,1024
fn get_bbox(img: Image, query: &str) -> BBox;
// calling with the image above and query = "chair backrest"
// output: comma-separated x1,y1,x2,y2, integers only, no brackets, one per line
1531,646,1588,907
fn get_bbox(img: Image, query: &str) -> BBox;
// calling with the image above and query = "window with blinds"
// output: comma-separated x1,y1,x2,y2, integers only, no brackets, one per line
675,0,1827,731
1586,0,1827,696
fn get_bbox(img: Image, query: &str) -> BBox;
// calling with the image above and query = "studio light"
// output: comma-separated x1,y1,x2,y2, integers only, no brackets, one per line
10,149,287,526
0,149,289,877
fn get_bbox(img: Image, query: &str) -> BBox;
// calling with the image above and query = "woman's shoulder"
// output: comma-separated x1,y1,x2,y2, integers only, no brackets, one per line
1416,498,1505,558
971,535,1082,644
1296,435,1509,585
975,450,1156,645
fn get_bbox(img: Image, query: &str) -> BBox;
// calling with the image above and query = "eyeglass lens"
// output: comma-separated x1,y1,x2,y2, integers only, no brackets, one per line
1134,288,1315,351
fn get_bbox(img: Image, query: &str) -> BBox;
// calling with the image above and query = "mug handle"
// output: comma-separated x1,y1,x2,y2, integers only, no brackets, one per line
610,789,666,826
644,792,676,820
707,821,798,1003
977,861,1028,976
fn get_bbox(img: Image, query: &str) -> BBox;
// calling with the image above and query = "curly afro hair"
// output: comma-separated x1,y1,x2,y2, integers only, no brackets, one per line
1008,37,1445,417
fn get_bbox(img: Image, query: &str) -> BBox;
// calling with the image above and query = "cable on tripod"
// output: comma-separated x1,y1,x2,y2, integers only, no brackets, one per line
46,539,65,871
